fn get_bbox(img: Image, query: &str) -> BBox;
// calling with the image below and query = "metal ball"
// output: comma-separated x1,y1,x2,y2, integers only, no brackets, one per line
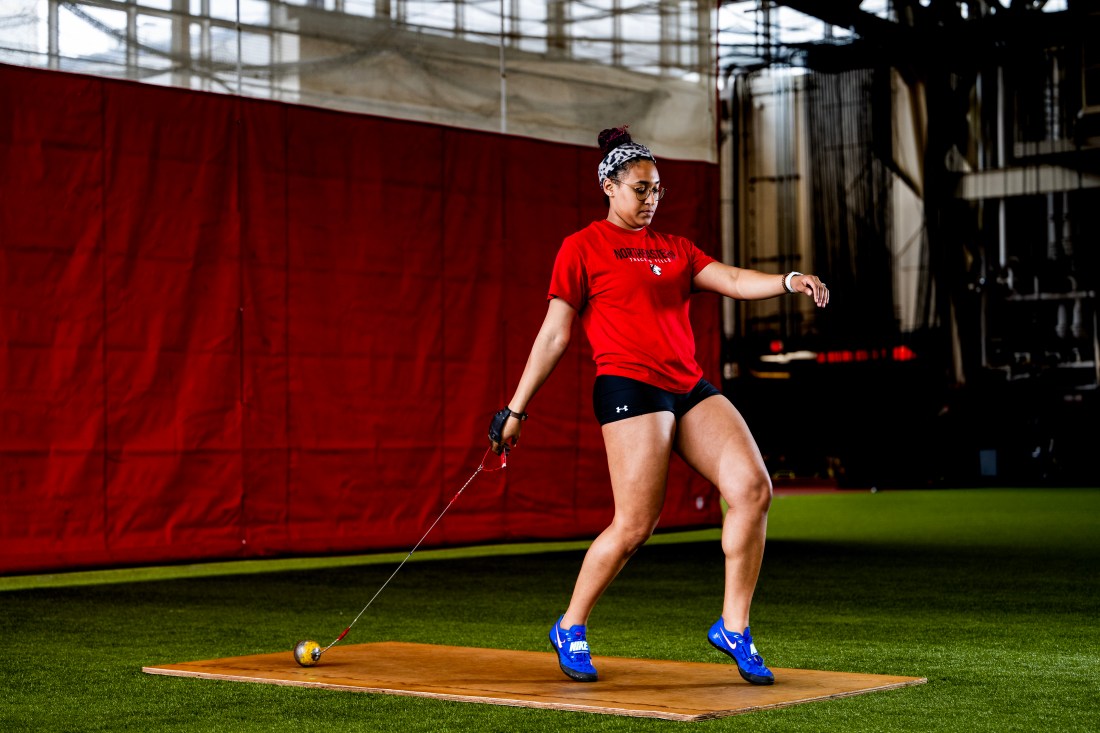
293,639,322,667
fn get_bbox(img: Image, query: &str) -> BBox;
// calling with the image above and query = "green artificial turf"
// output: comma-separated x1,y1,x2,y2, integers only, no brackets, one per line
1,488,1097,732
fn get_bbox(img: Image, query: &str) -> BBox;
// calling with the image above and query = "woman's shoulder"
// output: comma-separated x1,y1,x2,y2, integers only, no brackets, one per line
565,220,607,239
560,220,607,249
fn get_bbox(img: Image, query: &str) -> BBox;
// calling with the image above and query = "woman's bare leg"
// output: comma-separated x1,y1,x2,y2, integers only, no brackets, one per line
560,411,676,628
675,395,772,631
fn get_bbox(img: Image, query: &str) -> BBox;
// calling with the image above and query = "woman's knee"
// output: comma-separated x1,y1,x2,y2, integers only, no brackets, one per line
610,515,659,555
723,469,772,514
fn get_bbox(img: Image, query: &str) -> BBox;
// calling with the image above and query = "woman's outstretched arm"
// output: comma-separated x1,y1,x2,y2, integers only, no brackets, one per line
693,262,829,308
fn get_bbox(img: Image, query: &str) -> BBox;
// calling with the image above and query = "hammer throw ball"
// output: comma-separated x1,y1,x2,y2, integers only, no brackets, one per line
293,639,322,667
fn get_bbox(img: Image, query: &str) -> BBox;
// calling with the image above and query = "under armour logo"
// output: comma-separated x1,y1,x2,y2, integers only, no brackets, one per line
650,264,662,276
616,405,629,413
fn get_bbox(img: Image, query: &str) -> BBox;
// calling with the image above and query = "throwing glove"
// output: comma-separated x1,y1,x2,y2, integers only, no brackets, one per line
488,407,528,445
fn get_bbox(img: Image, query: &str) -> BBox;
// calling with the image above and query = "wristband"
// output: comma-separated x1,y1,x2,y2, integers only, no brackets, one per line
784,271,803,293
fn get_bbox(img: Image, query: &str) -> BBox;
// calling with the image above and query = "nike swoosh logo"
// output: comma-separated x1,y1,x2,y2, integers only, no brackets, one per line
720,628,737,649
554,626,564,649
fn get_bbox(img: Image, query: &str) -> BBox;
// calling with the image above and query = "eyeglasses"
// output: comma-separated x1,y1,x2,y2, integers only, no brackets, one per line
613,179,667,202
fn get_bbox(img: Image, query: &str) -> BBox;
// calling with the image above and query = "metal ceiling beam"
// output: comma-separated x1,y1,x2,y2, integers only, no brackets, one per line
769,0,1094,72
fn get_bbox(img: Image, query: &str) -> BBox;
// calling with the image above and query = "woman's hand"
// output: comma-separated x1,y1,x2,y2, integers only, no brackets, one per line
488,408,525,455
791,273,830,308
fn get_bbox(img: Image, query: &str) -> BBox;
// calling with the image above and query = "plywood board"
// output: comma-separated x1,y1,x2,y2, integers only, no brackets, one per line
143,641,925,721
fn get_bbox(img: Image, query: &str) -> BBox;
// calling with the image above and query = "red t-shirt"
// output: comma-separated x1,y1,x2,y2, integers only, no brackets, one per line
548,219,716,393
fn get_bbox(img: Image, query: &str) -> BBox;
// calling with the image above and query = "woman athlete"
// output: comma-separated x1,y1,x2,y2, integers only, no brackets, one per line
488,126,829,685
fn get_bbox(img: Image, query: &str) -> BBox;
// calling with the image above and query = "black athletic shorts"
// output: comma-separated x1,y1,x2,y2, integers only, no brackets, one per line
592,375,722,426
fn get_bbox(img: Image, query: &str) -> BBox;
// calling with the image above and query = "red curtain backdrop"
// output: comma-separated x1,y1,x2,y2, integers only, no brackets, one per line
0,63,722,574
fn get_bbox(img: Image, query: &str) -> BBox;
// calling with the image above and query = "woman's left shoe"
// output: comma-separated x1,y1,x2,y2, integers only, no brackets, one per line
707,619,775,685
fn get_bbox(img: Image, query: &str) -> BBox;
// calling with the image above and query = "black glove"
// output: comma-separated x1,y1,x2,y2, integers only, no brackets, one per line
488,407,528,445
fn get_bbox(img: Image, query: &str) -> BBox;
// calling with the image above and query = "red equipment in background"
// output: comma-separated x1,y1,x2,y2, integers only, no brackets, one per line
0,64,722,574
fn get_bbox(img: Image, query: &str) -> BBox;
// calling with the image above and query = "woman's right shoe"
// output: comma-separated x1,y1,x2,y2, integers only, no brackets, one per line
549,615,598,682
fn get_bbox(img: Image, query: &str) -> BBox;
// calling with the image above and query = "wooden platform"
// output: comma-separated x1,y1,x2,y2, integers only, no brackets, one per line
143,641,925,721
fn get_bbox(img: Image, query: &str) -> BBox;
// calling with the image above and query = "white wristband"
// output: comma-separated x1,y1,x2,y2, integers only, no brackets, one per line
784,271,803,293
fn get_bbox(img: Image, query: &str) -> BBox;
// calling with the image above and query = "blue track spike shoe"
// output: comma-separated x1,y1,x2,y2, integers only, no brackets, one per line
549,616,598,682
708,619,775,685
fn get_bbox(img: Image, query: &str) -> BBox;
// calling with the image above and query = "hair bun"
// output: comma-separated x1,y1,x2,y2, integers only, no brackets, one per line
597,126,633,156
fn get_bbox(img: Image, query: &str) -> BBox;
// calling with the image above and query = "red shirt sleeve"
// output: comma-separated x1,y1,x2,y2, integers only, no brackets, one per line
686,238,716,279
547,235,587,312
